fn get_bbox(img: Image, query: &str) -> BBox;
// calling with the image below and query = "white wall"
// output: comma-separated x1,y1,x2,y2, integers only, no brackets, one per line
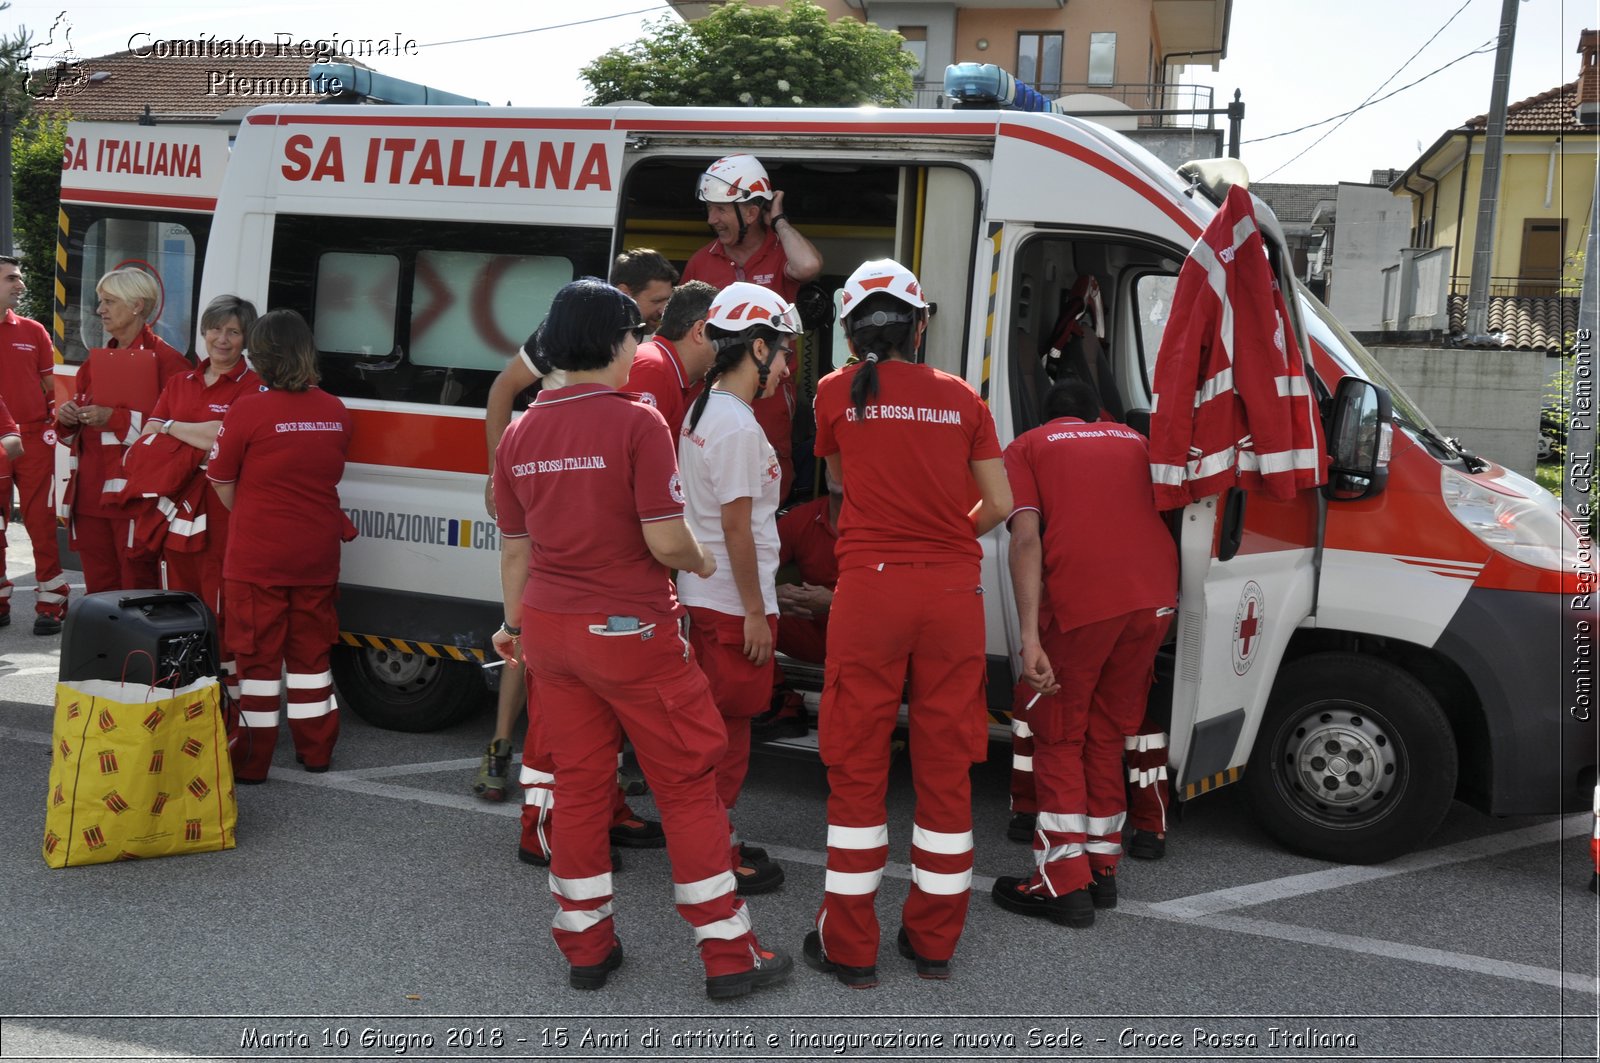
1329,183,1413,332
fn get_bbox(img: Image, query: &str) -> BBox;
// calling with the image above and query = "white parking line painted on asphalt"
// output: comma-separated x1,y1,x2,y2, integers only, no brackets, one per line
6,727,1589,999
1149,814,1592,919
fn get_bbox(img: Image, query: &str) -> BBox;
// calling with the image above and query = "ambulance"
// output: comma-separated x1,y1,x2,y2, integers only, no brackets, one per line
190,97,1594,864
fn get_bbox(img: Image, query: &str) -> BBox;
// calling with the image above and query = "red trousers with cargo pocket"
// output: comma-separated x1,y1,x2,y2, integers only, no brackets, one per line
815,562,988,968
225,580,341,781
517,691,643,860
0,423,69,622
1028,608,1171,896
688,606,777,866
523,607,761,978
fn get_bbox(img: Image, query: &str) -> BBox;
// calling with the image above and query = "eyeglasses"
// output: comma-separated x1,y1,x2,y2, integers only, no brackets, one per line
772,345,796,359
619,323,650,343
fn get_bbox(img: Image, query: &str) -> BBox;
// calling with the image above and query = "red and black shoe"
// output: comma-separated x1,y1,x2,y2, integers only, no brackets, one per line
705,943,794,1000
802,930,877,989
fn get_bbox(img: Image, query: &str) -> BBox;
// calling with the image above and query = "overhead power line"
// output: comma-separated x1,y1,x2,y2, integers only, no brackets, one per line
419,5,671,49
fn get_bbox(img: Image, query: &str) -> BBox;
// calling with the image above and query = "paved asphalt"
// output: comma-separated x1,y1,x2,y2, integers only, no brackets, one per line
2,522,1597,1062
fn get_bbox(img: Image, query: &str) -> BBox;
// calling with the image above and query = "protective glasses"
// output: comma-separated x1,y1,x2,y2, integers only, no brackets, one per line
619,323,650,343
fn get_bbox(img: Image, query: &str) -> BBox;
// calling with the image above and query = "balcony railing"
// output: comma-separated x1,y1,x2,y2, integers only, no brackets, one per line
1448,274,1580,298
910,78,1219,128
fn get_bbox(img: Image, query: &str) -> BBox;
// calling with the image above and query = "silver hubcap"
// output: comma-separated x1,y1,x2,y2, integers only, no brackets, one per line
1286,709,1399,817
366,648,437,691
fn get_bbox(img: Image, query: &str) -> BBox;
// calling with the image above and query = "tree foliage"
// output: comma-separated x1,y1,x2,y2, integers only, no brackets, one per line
582,0,917,108
12,111,67,322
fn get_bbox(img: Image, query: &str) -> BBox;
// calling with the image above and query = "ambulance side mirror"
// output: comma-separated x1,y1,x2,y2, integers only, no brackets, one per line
1323,377,1392,502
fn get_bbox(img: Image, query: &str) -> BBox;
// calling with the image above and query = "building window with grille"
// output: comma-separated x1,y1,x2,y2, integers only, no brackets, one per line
1017,32,1063,93
899,25,927,80
1089,32,1117,86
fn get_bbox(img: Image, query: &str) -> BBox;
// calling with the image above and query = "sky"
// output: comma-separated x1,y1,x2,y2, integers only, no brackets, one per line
8,0,1596,187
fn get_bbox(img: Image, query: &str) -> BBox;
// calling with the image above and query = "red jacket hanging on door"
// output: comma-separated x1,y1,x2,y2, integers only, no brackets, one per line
1148,185,1327,510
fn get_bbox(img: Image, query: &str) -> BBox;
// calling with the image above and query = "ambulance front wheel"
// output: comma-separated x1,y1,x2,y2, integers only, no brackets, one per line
1245,653,1457,864
331,645,487,733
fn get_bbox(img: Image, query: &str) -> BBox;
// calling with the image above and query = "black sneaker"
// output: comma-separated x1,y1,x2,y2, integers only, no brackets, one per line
738,841,769,864
895,927,950,980
705,944,794,1000
735,857,785,895
0,612,10,628
520,846,623,870
609,817,666,849
1006,812,1037,843
1128,829,1166,860
1087,868,1118,909
569,942,623,990
32,614,61,636
991,875,1094,928
801,930,877,988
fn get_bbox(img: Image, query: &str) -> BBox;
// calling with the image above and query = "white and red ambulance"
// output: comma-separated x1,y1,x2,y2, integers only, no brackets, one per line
187,100,1593,864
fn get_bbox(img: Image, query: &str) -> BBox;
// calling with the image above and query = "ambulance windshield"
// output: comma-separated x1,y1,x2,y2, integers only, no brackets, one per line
1299,288,1441,439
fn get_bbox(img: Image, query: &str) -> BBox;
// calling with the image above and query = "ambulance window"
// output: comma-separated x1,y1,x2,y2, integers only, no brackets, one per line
66,213,203,362
314,253,400,356
409,251,572,373
1132,273,1177,395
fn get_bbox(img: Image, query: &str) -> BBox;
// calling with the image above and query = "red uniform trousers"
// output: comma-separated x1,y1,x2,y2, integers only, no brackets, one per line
1010,679,1170,830
0,423,68,620
1124,729,1171,833
1028,608,1171,896
162,490,237,700
517,689,641,859
776,612,828,665
224,580,340,781
72,512,160,593
688,606,777,866
523,607,758,978
816,562,987,968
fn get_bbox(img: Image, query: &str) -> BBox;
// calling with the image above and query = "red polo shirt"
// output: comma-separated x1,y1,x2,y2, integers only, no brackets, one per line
682,228,799,303
494,384,684,619
777,494,838,589
626,338,703,439
151,358,262,428
0,309,53,426
0,394,18,439
207,387,352,585
813,360,1000,571
1004,417,1177,633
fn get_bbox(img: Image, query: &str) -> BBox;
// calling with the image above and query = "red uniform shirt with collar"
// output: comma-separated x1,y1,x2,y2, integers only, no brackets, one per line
777,494,838,589
813,360,1001,571
207,386,352,585
494,383,686,619
0,309,53,425
64,325,190,518
625,338,703,439
682,228,800,303
151,358,262,427
1004,416,1178,632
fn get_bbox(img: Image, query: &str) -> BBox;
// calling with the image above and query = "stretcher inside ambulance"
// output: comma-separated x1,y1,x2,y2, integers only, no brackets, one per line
187,101,1592,864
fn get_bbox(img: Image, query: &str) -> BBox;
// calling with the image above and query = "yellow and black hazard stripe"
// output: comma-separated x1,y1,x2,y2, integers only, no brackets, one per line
53,208,69,363
339,632,486,664
977,221,1003,404
1182,765,1244,800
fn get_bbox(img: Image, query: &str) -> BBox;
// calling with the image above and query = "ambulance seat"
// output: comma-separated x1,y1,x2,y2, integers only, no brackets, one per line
1125,408,1151,437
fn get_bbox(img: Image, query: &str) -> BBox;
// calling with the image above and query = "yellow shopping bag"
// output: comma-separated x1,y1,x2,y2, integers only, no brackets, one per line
43,676,237,868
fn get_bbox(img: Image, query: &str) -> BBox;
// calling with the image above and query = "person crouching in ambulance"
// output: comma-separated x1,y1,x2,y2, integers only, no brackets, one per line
207,310,353,782
676,281,801,898
802,260,1012,988
489,278,792,999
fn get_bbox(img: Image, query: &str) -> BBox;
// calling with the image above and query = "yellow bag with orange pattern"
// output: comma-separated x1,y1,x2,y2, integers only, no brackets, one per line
42,676,237,867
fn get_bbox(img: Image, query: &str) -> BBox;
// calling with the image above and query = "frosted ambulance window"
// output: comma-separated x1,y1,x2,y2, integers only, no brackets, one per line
74,217,198,359
1132,273,1177,395
313,252,399,356
408,251,571,373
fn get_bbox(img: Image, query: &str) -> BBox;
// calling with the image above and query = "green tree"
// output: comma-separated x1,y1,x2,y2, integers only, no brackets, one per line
582,0,917,108
12,111,67,322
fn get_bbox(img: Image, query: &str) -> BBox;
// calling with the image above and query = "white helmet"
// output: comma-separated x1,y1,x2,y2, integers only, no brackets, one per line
706,282,802,336
840,259,928,320
697,154,774,203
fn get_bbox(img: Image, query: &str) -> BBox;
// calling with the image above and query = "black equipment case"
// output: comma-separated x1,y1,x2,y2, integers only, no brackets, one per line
58,591,220,688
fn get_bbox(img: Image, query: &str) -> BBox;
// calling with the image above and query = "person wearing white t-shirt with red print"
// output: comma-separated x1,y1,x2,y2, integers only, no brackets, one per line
676,282,800,898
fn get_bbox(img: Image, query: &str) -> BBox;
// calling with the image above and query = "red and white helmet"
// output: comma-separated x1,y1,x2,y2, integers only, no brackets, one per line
706,282,802,335
839,259,928,318
697,154,774,203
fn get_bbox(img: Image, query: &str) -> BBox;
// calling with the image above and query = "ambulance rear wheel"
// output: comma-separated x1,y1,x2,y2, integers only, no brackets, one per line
332,645,486,733
1245,653,1456,864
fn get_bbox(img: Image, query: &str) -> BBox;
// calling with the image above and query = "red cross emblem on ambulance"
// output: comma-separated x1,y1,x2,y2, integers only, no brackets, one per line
1232,581,1264,676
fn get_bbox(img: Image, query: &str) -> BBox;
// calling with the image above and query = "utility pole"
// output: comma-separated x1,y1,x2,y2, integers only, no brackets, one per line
1463,0,1519,340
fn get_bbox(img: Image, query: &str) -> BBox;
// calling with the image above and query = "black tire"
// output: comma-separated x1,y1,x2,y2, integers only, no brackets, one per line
1244,652,1457,864
331,644,487,733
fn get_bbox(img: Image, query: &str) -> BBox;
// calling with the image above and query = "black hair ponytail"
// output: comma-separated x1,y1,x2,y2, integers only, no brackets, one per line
845,292,920,419
686,324,781,434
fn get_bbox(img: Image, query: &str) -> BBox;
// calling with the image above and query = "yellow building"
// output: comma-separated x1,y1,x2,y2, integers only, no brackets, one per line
1392,28,1598,302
